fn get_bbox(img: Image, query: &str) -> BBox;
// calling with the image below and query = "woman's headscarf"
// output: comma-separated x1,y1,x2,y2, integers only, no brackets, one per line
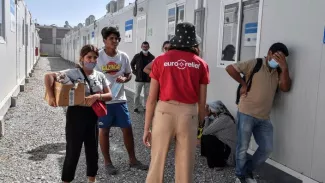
207,100,235,121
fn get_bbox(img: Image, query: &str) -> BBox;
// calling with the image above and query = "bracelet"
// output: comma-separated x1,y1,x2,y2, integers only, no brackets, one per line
100,93,103,101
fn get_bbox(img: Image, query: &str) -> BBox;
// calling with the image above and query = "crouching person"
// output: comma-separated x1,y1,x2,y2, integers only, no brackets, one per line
44,45,112,183
201,101,236,169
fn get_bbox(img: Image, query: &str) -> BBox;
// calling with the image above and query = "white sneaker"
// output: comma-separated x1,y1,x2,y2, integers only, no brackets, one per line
235,177,247,183
245,177,257,183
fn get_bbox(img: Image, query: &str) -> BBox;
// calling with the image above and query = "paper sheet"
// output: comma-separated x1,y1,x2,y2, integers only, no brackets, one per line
111,82,123,99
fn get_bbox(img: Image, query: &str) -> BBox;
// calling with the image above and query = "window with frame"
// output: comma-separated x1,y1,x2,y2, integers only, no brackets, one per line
177,5,185,23
0,0,4,41
194,0,205,57
217,0,260,68
167,4,185,41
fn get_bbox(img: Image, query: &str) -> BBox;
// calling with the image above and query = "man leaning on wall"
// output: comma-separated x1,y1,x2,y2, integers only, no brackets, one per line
226,43,292,183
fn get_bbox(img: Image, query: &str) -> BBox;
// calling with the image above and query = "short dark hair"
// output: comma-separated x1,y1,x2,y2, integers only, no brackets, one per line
162,41,170,48
269,42,289,57
101,27,120,40
142,41,149,46
222,44,235,55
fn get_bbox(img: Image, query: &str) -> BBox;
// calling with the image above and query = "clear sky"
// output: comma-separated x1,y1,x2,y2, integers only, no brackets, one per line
25,0,135,27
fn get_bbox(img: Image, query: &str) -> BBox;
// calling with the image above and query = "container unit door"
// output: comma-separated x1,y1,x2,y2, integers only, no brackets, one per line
18,4,26,81
74,38,78,62
32,32,35,65
25,17,29,77
16,4,20,83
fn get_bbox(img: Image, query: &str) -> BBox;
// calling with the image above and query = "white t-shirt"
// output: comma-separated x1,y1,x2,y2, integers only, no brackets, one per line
96,49,132,104
60,68,110,97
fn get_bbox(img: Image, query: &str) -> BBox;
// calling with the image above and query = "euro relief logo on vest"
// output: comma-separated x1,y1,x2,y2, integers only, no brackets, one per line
164,59,200,70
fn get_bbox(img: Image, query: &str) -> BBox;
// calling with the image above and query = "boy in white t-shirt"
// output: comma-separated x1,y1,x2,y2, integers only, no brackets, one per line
96,27,148,175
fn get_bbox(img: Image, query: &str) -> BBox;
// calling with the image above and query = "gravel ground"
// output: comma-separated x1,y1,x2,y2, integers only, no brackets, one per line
0,57,259,183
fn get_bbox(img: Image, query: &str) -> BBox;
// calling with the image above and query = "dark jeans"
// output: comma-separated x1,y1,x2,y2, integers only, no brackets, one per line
235,112,273,178
201,135,231,168
62,106,99,182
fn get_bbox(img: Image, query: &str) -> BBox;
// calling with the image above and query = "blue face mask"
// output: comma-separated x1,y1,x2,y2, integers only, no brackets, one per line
84,62,97,70
209,115,215,121
268,59,279,69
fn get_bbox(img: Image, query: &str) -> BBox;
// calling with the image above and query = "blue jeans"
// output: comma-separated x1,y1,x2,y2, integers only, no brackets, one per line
235,112,273,178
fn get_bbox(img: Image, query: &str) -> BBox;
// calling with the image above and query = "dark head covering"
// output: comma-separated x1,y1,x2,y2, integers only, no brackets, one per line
170,22,202,48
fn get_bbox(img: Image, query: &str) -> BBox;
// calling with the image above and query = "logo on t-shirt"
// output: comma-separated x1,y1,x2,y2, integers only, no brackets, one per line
101,62,122,75
164,59,200,70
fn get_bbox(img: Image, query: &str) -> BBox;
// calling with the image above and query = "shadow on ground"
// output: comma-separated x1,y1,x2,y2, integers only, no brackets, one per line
27,143,66,161
255,161,302,183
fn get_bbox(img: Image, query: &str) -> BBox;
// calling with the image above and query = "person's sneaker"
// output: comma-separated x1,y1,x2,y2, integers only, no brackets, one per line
235,177,247,183
245,173,257,183
130,160,149,170
105,164,118,175
134,108,139,113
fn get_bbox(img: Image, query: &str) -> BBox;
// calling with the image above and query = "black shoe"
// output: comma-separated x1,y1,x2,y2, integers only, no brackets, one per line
130,160,149,170
245,173,257,183
105,164,118,175
134,108,139,113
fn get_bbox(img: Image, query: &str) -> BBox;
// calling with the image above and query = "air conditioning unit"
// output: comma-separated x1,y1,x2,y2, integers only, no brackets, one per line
106,3,111,13
117,0,125,10
77,23,83,29
85,17,90,26
89,15,96,24
64,21,72,28
109,1,117,13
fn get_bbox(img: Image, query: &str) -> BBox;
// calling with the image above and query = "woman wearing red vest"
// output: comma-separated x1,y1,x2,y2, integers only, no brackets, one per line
143,22,210,183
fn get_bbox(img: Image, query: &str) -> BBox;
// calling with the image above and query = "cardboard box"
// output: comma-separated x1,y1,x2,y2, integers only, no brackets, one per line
45,82,85,106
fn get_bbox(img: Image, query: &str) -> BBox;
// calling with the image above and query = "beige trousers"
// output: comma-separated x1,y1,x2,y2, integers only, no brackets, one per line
146,100,198,183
